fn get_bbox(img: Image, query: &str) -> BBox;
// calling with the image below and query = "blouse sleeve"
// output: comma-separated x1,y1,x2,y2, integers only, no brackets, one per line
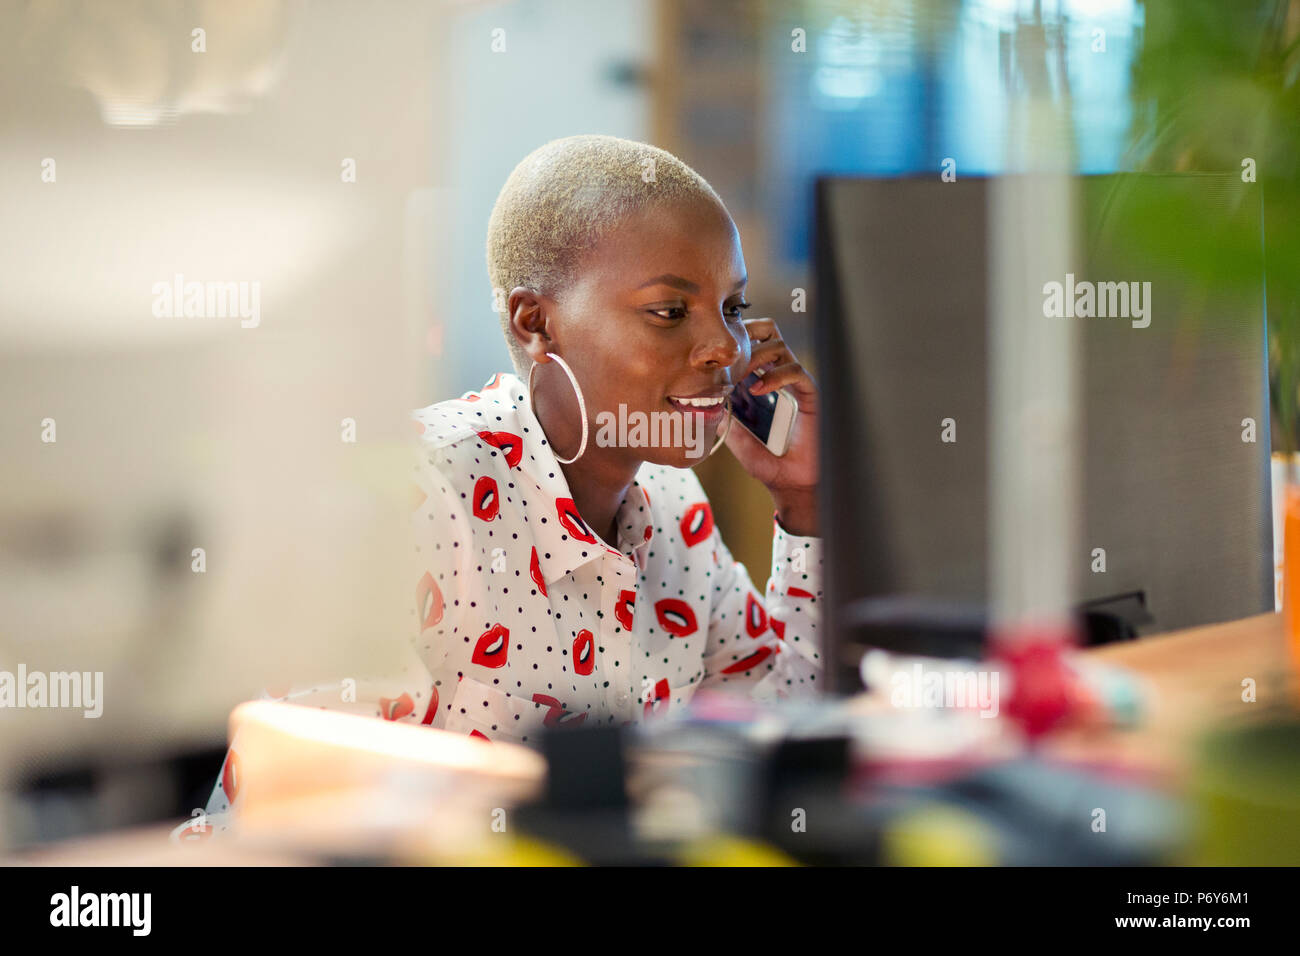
698,514,825,701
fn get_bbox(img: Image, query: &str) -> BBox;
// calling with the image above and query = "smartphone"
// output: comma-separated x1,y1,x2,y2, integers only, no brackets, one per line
729,370,798,456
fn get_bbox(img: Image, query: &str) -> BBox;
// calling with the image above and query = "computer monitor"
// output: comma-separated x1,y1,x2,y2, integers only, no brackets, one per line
814,174,1273,692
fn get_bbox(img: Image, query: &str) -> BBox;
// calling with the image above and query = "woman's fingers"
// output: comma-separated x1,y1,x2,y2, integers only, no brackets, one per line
746,338,792,372
740,318,782,374
742,317,778,343
748,361,818,406
737,318,816,406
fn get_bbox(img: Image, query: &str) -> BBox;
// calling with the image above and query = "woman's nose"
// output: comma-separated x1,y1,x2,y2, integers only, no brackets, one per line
692,314,743,370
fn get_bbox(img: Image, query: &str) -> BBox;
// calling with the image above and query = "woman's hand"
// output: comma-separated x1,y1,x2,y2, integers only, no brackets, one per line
723,317,820,537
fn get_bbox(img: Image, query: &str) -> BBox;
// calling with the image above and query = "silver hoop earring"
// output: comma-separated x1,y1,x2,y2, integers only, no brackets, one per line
706,402,733,458
527,352,588,464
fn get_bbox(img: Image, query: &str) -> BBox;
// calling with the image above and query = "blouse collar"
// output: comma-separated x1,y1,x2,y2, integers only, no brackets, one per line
460,372,655,584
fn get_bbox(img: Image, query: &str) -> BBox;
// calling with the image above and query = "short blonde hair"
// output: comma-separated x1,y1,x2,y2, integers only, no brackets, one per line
486,134,726,373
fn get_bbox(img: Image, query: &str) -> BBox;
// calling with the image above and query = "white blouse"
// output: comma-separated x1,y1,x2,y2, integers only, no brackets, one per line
197,372,823,832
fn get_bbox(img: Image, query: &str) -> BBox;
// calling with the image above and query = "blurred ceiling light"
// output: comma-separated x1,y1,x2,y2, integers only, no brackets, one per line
18,0,301,128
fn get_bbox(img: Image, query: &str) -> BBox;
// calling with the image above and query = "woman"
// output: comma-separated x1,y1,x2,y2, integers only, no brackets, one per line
197,135,823,832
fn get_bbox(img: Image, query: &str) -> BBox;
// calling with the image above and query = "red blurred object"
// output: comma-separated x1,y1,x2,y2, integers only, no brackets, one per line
992,627,1080,739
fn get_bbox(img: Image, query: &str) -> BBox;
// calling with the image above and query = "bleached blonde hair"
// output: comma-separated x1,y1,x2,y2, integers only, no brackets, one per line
486,134,727,373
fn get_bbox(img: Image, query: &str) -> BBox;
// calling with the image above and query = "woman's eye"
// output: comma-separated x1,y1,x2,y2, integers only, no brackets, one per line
649,301,750,321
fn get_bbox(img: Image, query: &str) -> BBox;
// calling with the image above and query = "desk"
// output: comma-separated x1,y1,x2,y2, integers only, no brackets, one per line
1048,611,1294,781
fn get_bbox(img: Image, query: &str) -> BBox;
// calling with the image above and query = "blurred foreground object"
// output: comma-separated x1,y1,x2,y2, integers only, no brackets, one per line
1193,718,1300,865
222,700,544,820
5,612,1292,866
172,701,547,863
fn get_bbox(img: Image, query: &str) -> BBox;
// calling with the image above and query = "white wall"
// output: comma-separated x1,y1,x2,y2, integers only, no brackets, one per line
439,0,652,395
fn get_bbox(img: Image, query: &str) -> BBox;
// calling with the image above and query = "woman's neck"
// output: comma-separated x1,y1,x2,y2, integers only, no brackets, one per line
558,450,639,548
533,382,639,547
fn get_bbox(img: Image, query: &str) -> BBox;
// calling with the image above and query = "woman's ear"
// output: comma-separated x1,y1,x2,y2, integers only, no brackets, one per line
508,286,552,364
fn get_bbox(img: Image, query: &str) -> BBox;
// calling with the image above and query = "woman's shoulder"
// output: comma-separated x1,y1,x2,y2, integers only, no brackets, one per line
408,373,531,499
411,372,526,449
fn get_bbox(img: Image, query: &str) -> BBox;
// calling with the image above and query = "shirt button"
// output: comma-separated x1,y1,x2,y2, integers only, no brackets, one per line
615,692,629,706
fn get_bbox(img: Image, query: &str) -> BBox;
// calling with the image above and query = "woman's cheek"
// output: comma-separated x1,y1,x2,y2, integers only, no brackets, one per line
614,339,667,384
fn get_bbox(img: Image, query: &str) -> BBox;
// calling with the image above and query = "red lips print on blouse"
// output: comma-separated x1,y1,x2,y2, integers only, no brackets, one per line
615,589,636,631
654,597,699,638
744,592,768,638
421,686,439,725
680,502,714,547
721,645,775,674
573,628,595,676
477,430,523,469
471,623,509,668
473,476,500,521
530,546,547,597
555,497,598,544
643,677,671,716
379,692,415,721
416,571,444,630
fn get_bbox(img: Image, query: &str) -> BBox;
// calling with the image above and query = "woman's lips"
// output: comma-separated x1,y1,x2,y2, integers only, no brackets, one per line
666,396,728,421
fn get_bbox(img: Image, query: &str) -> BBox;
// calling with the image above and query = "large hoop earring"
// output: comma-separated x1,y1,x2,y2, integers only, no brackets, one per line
706,402,733,458
528,352,588,464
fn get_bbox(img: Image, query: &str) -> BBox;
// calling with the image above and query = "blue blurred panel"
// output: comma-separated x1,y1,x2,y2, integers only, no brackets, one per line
764,0,1141,265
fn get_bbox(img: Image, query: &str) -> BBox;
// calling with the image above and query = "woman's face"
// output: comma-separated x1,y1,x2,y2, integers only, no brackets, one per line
534,196,752,469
